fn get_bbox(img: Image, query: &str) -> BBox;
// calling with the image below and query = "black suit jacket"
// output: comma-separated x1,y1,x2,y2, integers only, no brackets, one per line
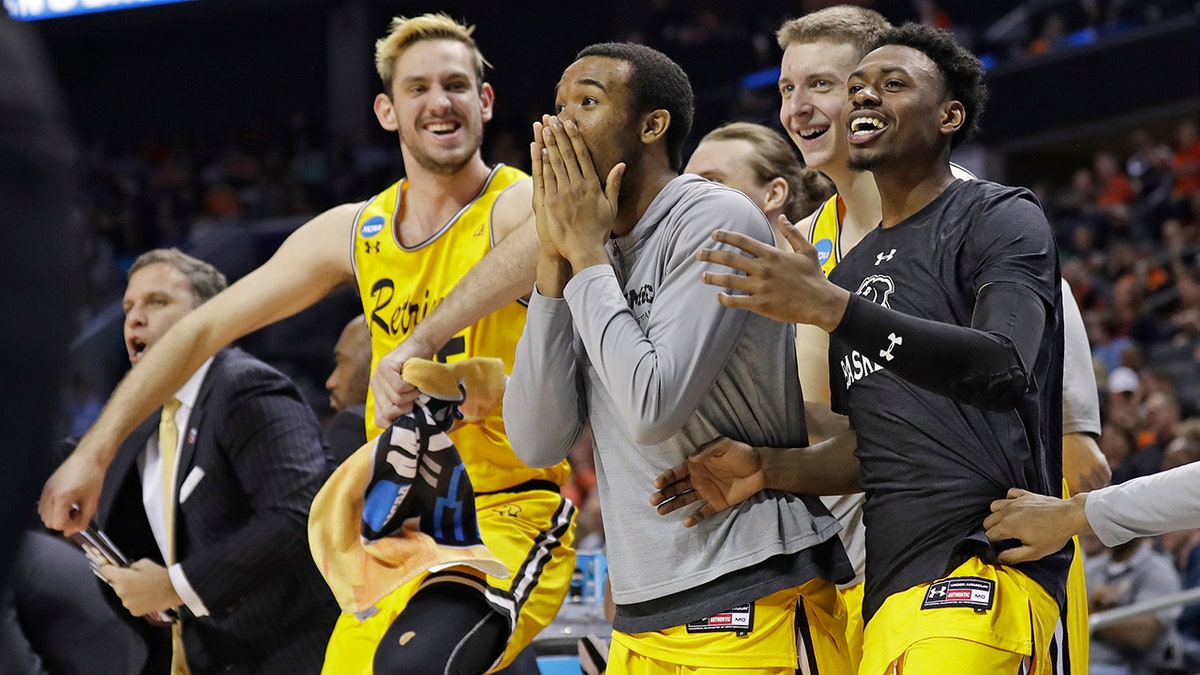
323,404,367,466
97,348,338,674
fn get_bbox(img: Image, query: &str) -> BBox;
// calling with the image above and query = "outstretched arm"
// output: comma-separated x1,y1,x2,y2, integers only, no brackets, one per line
39,204,356,534
651,429,860,527
700,217,1048,412
986,462,1200,562
983,488,1090,564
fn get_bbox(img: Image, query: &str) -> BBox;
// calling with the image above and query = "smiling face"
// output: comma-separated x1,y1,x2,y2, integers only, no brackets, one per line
685,138,770,212
553,55,642,184
375,38,494,175
122,262,198,366
778,40,861,175
844,44,959,173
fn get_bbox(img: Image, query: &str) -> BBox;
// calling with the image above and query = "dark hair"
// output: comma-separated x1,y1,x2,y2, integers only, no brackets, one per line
575,42,694,172
869,23,988,149
129,248,227,305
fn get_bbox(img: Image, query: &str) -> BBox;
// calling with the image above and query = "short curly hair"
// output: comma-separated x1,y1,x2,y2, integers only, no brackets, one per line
575,42,694,173
869,23,988,149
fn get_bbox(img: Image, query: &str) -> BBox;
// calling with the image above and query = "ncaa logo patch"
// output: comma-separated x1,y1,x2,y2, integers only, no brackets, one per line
921,577,995,612
360,215,386,238
815,238,834,265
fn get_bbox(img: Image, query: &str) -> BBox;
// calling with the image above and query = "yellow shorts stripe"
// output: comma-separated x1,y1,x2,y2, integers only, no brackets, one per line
320,489,576,674
482,490,578,657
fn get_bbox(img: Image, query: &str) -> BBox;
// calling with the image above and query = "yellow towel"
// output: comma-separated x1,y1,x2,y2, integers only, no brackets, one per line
308,356,509,616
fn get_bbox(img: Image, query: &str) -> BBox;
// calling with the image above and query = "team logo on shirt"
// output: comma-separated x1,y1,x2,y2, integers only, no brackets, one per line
839,274,898,390
854,274,895,308
625,283,655,330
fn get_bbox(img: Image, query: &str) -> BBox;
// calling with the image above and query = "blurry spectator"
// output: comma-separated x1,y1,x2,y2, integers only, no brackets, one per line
1168,267,1200,344
1111,275,1162,347
1162,523,1200,670
1026,13,1066,57
1086,537,1184,675
1113,391,1179,483
1105,366,1143,431
1096,151,1137,211
914,0,952,29
1064,257,1107,311
1162,418,1200,471
1100,420,1138,476
1172,120,1200,201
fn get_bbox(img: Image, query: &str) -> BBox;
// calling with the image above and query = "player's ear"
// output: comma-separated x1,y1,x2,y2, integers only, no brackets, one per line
479,82,495,123
640,109,670,145
374,93,398,132
940,100,965,138
763,177,789,216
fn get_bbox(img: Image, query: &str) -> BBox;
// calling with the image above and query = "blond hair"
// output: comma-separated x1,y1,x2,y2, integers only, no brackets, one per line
776,5,890,60
374,13,491,93
700,122,834,221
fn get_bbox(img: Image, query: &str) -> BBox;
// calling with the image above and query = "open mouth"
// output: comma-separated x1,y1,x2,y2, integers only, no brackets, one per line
849,115,887,138
424,120,462,136
129,337,148,361
798,125,829,140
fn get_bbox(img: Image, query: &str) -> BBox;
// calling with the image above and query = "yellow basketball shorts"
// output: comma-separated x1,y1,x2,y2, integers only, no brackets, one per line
837,581,865,672
861,556,1063,675
609,577,852,674
1061,481,1089,674
321,488,576,674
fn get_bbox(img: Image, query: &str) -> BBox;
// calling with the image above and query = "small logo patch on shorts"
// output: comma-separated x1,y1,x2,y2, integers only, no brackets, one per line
685,603,754,634
921,577,995,612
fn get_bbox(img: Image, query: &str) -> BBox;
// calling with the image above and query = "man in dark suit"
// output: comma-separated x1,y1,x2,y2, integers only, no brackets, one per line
96,248,337,674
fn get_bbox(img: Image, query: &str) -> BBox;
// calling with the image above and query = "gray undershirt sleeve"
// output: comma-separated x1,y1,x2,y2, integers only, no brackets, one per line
503,288,587,468
1061,279,1101,436
562,261,749,447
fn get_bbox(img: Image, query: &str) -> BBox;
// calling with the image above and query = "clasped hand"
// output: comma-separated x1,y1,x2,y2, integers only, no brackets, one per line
530,114,623,272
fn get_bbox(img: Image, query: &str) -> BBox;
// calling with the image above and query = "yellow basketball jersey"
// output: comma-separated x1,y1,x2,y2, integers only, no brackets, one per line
807,194,845,278
351,164,569,493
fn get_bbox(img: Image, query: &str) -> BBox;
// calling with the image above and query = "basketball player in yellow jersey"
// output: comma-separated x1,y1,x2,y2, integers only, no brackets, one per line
41,13,575,674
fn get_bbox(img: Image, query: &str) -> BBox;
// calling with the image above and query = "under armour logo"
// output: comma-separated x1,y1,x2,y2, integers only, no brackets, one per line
879,332,902,361
875,249,896,265
929,585,947,598
363,241,380,254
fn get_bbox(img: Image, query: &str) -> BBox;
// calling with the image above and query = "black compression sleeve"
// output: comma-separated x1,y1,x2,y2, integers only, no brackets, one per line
831,282,1047,411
